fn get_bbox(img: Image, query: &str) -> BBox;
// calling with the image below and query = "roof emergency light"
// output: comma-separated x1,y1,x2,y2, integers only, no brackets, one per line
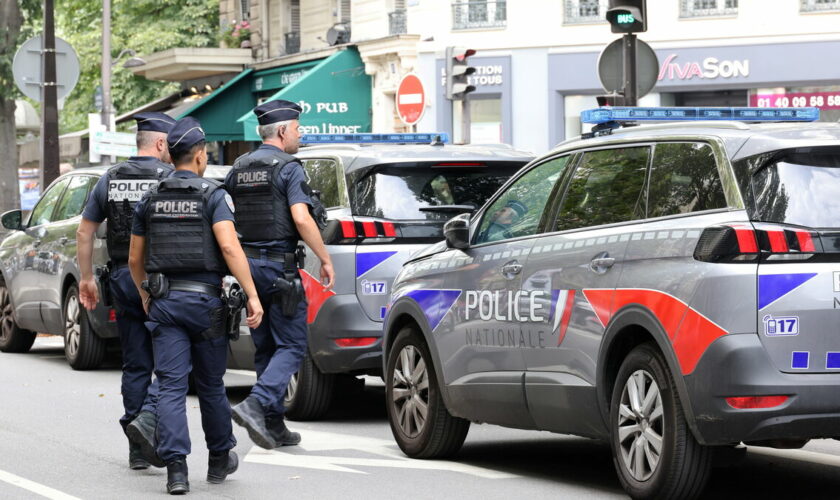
301,133,450,145
580,106,820,124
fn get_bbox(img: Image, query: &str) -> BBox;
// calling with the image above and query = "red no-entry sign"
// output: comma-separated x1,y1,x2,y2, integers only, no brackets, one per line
396,73,426,126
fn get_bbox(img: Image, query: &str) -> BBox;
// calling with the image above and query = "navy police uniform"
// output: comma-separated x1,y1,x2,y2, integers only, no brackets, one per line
225,100,311,439
132,118,236,468
82,112,174,436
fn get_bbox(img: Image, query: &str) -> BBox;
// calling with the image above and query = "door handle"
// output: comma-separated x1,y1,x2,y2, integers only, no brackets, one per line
589,253,615,274
59,236,69,245
501,261,523,277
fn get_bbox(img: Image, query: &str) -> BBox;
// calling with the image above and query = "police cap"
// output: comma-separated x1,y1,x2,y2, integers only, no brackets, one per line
134,112,176,133
505,199,528,218
254,99,302,125
167,117,206,157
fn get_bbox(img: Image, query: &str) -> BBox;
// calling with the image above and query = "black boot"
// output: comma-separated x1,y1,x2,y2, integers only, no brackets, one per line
126,411,165,468
129,441,150,470
207,450,239,484
267,417,301,447
166,458,190,495
231,396,276,449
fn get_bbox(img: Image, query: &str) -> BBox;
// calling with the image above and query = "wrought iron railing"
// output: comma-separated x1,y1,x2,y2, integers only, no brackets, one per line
564,0,608,24
452,1,506,30
284,31,300,55
389,9,407,35
679,0,738,17
801,0,840,12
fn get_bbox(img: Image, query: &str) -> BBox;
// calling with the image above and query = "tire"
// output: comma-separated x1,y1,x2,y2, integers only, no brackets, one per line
385,326,469,458
609,343,712,500
283,352,335,421
63,284,106,370
0,282,36,353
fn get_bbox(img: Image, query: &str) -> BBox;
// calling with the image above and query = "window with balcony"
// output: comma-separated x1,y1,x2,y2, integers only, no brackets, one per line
680,0,738,18
285,0,301,54
564,0,608,24
452,1,506,30
390,0,407,35
801,0,840,12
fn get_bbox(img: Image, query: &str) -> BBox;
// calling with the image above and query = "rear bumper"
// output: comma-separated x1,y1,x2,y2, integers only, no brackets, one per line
685,333,840,445
308,294,383,375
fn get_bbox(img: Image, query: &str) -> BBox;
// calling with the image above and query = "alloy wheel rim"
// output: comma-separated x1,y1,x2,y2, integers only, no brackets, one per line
285,372,299,404
391,345,430,438
65,293,81,357
617,369,664,482
0,286,13,341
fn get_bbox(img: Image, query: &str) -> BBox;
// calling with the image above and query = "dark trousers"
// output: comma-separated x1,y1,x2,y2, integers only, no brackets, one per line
247,256,308,417
110,266,158,432
146,291,235,462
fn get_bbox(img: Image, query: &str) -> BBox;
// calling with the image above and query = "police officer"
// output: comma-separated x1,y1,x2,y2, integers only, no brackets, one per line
128,117,264,494
77,111,174,470
225,100,335,449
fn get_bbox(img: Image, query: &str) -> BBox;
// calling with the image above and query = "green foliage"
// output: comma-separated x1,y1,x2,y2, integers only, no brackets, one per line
41,0,220,133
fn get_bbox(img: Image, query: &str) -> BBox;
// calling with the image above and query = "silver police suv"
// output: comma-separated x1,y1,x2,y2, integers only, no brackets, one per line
226,140,533,420
382,109,840,499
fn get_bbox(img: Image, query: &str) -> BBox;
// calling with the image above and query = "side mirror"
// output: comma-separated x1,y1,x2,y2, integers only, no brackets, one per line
444,213,471,249
95,220,108,239
1,210,22,231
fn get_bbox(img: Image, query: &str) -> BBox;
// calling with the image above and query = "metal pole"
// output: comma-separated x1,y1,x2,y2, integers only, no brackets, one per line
623,33,637,106
101,0,112,165
461,96,471,144
41,0,60,186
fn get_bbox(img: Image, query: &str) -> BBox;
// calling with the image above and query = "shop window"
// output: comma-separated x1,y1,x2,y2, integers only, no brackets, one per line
680,0,738,18
452,1,506,30
801,0,840,12
647,143,727,218
470,96,503,144
563,0,608,24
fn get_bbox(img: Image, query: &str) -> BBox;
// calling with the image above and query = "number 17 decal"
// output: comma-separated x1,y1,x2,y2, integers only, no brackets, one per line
763,314,799,336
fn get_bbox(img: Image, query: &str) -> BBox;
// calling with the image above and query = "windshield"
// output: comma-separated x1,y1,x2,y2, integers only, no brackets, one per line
752,151,840,228
351,164,521,221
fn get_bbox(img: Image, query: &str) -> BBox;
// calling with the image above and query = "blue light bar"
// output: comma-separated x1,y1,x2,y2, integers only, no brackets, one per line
580,107,820,124
301,133,449,145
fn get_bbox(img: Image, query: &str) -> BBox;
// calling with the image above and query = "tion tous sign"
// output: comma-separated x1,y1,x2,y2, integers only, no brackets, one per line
396,73,426,126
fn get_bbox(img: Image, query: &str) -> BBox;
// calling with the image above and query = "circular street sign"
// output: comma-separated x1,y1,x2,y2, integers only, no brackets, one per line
396,73,426,126
597,37,659,98
13,35,80,102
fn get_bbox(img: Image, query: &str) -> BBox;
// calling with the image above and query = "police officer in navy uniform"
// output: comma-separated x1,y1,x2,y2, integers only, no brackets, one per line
77,111,175,470
128,117,264,494
225,100,335,449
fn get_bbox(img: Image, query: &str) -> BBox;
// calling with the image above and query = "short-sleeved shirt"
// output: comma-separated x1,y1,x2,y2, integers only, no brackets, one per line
132,169,235,285
224,144,312,253
82,156,173,223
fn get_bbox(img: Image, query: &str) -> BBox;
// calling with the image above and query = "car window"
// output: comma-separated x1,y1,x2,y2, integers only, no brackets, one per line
53,176,94,221
303,159,342,208
555,147,649,232
475,156,570,244
28,177,71,227
647,142,727,218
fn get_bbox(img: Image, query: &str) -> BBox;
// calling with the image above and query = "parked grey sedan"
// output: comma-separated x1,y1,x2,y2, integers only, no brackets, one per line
0,165,230,370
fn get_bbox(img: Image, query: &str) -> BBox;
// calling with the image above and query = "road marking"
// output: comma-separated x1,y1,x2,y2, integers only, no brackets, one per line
0,469,80,500
749,446,840,468
244,430,517,479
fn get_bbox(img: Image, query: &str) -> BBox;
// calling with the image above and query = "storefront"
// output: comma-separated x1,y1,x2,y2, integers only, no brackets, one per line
548,39,840,143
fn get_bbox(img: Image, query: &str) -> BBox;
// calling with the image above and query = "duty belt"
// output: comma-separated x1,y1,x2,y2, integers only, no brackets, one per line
243,247,296,264
168,280,222,297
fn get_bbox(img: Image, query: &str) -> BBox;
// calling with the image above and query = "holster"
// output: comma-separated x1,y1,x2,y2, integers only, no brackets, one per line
225,283,247,340
271,251,306,317
96,265,113,307
141,273,169,299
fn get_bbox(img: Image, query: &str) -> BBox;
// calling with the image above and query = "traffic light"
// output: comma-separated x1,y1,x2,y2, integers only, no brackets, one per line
606,0,646,33
445,46,476,101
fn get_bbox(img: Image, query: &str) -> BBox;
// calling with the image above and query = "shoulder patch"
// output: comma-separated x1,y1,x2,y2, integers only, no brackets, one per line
224,193,235,213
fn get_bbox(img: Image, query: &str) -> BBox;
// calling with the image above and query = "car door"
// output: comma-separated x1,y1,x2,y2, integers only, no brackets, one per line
438,156,571,428
520,145,652,437
12,177,71,332
38,174,98,332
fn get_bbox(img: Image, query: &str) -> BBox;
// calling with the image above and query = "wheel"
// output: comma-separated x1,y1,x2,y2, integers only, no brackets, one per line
283,352,335,420
63,284,106,370
610,343,712,500
385,326,469,458
0,282,36,353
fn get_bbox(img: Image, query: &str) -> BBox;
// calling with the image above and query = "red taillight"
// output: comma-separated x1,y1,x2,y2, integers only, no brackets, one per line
434,162,485,167
361,221,378,238
766,229,789,253
334,337,378,347
382,221,397,237
108,309,116,322
795,230,816,252
696,223,823,263
730,224,759,253
339,219,357,238
726,395,789,409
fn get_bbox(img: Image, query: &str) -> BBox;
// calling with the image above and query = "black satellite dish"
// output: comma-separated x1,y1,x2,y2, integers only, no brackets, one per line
326,23,351,45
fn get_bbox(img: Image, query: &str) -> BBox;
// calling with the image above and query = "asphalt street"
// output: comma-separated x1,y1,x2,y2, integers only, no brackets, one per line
3,337,840,499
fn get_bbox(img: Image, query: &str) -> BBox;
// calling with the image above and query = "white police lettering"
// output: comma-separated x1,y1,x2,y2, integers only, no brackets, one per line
465,290,548,322
237,170,269,184
834,271,840,293
107,180,157,202
153,200,199,216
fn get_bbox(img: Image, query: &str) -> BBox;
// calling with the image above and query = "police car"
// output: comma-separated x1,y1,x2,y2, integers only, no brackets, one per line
382,108,840,499
225,133,534,420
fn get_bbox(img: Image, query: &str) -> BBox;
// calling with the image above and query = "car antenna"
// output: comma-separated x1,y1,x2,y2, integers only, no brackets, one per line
430,134,445,146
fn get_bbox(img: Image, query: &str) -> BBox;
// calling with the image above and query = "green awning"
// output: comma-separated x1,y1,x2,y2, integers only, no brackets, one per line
252,60,321,93
238,48,372,141
178,68,255,142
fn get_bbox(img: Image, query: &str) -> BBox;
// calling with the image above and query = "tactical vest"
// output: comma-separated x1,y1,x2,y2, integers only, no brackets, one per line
144,176,226,274
104,159,170,262
227,151,299,242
